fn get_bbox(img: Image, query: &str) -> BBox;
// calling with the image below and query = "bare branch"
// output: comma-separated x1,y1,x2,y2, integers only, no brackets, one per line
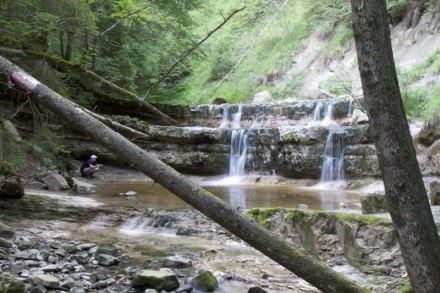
142,6,246,99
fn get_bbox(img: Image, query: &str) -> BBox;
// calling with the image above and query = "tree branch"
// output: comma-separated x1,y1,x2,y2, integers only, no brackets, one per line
142,6,246,99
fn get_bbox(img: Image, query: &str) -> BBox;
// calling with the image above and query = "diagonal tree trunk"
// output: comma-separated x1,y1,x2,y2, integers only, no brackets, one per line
0,54,369,293
350,1,440,291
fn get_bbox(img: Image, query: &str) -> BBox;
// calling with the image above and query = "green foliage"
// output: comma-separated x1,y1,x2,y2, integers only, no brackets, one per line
398,278,413,293
26,124,69,170
244,208,280,228
0,120,26,174
387,0,412,24
398,49,440,119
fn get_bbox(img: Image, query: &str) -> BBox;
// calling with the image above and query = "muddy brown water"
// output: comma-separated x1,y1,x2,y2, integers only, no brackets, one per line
84,179,361,211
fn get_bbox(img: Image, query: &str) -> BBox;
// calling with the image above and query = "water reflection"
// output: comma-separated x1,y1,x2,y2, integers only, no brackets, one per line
84,180,361,212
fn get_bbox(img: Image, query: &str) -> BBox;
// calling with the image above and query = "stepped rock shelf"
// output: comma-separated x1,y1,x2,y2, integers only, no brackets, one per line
127,95,380,179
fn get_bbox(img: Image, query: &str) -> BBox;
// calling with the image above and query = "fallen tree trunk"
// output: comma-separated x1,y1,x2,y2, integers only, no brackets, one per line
0,47,176,126
0,54,369,293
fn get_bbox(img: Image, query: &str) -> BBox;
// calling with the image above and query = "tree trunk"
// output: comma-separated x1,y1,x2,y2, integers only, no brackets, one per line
64,31,75,61
350,1,440,291
0,54,369,293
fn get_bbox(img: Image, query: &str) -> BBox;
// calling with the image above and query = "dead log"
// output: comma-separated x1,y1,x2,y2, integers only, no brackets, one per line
0,54,369,293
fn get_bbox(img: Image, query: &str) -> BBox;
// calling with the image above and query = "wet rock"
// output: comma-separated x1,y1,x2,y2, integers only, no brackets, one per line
0,177,24,199
42,174,70,191
33,274,60,289
119,191,137,197
248,286,267,293
191,271,218,292
131,269,179,291
176,284,193,292
360,193,388,214
73,181,97,194
95,242,118,257
28,285,47,293
76,243,96,251
162,256,192,269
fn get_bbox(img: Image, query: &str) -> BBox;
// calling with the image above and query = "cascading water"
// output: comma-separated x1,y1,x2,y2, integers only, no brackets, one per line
221,105,249,178
320,130,346,182
312,100,347,187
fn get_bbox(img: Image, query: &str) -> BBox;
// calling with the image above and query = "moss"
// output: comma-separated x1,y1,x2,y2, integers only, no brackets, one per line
398,278,413,293
192,271,218,292
334,212,392,227
244,208,280,228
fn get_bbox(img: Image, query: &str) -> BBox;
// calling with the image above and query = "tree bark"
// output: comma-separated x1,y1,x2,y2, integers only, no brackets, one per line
350,1,440,291
0,54,369,293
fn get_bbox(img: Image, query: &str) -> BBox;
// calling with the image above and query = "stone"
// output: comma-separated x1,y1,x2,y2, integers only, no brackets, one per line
132,269,179,291
95,242,118,257
253,90,272,104
191,271,218,292
418,113,440,145
429,181,440,205
0,237,13,248
42,174,70,191
360,193,388,214
2,119,21,142
74,181,97,194
97,254,120,266
0,178,24,199
33,274,60,289
0,222,15,239
248,286,267,293
162,256,192,268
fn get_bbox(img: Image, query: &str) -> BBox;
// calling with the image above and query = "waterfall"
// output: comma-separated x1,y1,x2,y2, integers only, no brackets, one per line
228,105,248,177
320,130,346,182
312,100,347,187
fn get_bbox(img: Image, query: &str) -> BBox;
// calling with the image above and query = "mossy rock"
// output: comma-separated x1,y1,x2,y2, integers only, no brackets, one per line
0,275,25,293
191,271,218,292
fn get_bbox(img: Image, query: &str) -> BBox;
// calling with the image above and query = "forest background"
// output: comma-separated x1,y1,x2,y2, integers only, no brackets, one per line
0,0,439,173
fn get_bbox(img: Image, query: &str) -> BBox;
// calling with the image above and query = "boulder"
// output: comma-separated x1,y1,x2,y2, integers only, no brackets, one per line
95,242,118,257
360,193,388,214
33,274,60,289
191,271,218,292
0,177,24,199
418,113,440,146
429,181,440,205
132,269,179,291
253,90,272,104
42,174,70,191
74,181,97,194
2,119,21,142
